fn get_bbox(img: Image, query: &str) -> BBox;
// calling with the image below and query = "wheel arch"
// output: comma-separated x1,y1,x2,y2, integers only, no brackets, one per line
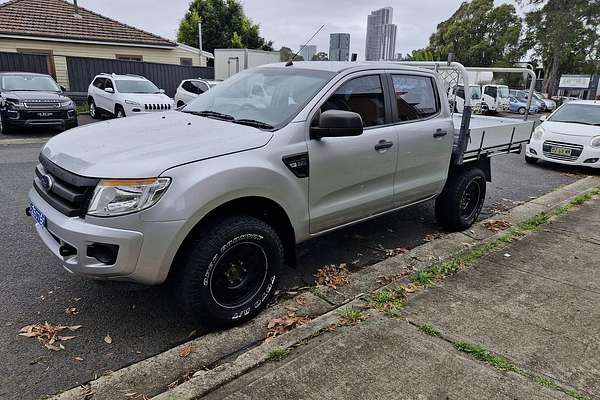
450,157,491,182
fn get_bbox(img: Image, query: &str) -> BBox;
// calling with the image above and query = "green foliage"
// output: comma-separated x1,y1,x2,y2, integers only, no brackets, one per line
408,49,434,62
266,348,289,362
279,47,304,62
312,52,329,61
338,307,365,324
519,0,600,94
418,324,441,337
177,0,273,53
371,286,406,317
454,342,520,372
424,0,524,66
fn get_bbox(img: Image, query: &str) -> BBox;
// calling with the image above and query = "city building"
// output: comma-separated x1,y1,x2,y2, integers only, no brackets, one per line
299,45,317,61
329,33,350,61
365,7,397,61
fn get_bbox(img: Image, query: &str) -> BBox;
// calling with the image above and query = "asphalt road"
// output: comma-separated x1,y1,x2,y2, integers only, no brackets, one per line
0,114,596,399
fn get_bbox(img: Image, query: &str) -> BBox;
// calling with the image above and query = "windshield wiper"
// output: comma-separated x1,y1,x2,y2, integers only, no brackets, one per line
183,110,235,121
554,120,594,126
233,119,274,130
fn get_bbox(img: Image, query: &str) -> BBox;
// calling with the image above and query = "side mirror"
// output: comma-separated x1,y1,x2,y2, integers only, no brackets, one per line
310,110,364,139
60,85,66,92
104,87,114,94
539,115,547,122
159,89,166,94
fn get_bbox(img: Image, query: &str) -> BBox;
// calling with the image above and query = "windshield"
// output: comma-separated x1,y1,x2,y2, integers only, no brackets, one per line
498,86,509,99
470,86,481,100
1,75,60,91
182,67,336,128
549,104,600,126
116,80,160,94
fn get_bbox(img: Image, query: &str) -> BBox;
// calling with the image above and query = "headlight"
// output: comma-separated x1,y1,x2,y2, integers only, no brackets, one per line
124,100,141,106
60,99,74,107
591,136,600,148
88,178,171,217
532,126,545,141
4,98,22,108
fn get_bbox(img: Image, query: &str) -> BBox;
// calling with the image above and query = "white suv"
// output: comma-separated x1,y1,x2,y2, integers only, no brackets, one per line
174,79,219,107
87,73,174,118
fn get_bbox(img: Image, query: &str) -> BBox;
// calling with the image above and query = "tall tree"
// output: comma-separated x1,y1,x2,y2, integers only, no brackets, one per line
518,0,600,95
311,52,329,61
177,0,273,54
279,47,304,62
424,0,524,66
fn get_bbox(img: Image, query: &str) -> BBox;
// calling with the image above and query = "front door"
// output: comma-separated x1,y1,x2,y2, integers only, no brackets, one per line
308,73,398,233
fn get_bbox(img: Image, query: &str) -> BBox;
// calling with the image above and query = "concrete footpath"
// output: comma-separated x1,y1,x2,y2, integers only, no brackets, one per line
201,197,600,400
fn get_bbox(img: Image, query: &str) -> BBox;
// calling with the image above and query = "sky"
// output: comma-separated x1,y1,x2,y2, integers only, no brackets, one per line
3,0,517,59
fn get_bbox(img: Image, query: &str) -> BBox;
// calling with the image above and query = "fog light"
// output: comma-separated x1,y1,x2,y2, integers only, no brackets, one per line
60,243,77,257
7,110,18,119
67,110,76,118
87,243,119,265
529,148,538,155
584,158,599,164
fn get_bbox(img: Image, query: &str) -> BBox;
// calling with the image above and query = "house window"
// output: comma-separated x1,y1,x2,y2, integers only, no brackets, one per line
180,58,193,66
116,54,143,62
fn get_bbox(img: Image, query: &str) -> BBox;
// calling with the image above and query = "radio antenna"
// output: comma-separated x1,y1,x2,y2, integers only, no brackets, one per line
286,24,325,67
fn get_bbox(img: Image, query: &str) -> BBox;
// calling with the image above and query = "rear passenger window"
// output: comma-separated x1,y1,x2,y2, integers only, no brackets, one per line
321,75,386,127
392,75,439,121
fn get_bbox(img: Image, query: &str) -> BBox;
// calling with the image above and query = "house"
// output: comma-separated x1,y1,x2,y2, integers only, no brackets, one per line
0,0,213,89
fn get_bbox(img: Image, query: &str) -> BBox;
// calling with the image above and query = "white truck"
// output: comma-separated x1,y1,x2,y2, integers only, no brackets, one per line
482,84,511,114
448,84,488,114
28,61,536,325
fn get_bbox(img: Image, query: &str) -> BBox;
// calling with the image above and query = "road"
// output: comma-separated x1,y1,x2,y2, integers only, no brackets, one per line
0,114,595,399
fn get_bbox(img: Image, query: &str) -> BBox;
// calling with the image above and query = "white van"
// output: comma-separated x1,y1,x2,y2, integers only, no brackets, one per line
482,84,510,113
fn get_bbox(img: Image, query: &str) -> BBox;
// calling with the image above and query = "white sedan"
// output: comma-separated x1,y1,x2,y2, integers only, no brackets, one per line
526,100,600,168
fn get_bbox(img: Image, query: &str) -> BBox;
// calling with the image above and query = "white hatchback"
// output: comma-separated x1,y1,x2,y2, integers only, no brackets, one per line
174,79,219,107
88,73,174,118
526,100,600,168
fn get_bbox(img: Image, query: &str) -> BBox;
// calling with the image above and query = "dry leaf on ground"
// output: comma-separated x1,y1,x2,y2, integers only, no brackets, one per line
18,322,81,351
103,334,113,344
385,247,409,257
314,264,350,289
376,272,410,285
267,312,311,339
65,307,79,315
424,232,444,242
483,220,511,232
179,344,194,358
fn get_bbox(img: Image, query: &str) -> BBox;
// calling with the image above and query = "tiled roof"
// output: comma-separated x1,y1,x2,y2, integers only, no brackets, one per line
0,0,176,47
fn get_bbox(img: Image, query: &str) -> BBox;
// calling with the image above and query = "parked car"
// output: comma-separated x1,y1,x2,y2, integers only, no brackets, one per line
28,61,534,325
482,84,510,113
175,79,219,107
526,100,600,168
0,72,77,134
534,91,556,111
509,96,539,115
509,89,546,112
449,84,488,114
87,73,174,119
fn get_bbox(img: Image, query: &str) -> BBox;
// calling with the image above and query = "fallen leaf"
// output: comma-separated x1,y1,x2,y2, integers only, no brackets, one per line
65,307,79,315
104,335,113,344
74,357,84,362
266,313,311,339
314,264,350,289
483,220,511,232
58,335,76,341
294,295,307,306
385,247,409,257
424,232,444,242
18,322,82,351
179,344,193,358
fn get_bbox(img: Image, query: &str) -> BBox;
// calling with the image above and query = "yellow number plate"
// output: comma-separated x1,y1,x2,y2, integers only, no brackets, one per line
550,147,572,156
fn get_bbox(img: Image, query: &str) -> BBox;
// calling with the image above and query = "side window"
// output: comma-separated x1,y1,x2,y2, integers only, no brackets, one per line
456,87,465,100
321,75,386,127
392,74,439,121
104,79,114,91
182,81,194,93
93,78,105,89
485,86,497,98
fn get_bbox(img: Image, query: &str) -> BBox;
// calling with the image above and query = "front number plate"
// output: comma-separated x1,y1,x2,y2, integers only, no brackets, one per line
550,147,572,156
30,204,47,227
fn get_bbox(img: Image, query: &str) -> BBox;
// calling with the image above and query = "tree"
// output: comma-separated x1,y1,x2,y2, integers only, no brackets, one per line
177,0,273,54
422,0,524,66
312,52,329,61
518,0,600,95
279,47,304,62
408,49,435,61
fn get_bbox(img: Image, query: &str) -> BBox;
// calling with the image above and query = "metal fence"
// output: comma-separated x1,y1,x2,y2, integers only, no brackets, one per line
0,52,50,74
66,56,215,97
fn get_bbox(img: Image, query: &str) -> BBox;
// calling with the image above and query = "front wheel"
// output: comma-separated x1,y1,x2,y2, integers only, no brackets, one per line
175,216,283,326
435,167,487,232
518,107,526,115
115,106,126,118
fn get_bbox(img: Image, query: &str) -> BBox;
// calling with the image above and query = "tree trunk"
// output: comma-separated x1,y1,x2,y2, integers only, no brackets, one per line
543,51,561,96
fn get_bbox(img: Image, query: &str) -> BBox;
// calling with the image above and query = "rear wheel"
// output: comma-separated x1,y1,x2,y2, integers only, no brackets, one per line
435,167,487,232
518,107,526,115
175,216,283,326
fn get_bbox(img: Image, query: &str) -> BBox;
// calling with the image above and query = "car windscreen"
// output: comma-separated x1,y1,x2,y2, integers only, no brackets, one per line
470,86,481,100
182,67,336,128
549,104,600,126
1,75,60,91
498,86,509,98
115,80,160,94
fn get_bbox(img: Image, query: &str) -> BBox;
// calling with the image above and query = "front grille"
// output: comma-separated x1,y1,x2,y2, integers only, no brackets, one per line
33,155,100,217
542,140,584,162
144,103,171,111
24,102,61,109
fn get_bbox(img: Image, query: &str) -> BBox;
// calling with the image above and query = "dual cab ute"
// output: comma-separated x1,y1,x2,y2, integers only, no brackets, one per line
28,61,535,325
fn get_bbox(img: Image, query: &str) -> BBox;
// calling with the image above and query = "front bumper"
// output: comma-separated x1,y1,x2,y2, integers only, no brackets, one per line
527,134,600,168
3,108,77,128
28,188,186,284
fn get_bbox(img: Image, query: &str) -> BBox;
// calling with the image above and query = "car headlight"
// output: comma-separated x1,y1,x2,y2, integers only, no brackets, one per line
4,98,22,108
591,136,600,148
88,178,171,217
60,99,74,107
532,126,545,141
124,100,141,106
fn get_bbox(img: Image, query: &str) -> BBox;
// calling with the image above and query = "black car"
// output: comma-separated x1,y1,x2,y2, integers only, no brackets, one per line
0,72,78,134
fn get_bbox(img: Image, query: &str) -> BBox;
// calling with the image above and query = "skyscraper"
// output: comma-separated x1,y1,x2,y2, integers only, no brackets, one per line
299,45,317,61
329,33,350,61
365,7,397,61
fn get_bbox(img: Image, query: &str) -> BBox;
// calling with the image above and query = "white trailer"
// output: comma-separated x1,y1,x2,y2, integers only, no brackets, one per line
214,49,281,81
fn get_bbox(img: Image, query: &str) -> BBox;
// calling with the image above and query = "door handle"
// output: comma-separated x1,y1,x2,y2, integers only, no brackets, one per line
374,140,394,151
433,129,448,138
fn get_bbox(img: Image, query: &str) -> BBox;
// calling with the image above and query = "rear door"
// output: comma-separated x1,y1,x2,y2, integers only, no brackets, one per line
97,78,115,113
388,72,454,206
308,72,398,233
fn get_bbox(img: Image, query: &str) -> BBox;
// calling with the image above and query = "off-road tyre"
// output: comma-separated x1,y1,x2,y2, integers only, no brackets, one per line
435,167,487,232
176,216,283,326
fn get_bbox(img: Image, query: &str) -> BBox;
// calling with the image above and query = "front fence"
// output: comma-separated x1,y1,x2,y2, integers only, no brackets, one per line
66,56,215,97
0,52,50,75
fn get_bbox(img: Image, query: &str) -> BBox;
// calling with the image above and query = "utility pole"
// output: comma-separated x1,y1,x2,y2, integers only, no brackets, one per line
198,22,203,66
